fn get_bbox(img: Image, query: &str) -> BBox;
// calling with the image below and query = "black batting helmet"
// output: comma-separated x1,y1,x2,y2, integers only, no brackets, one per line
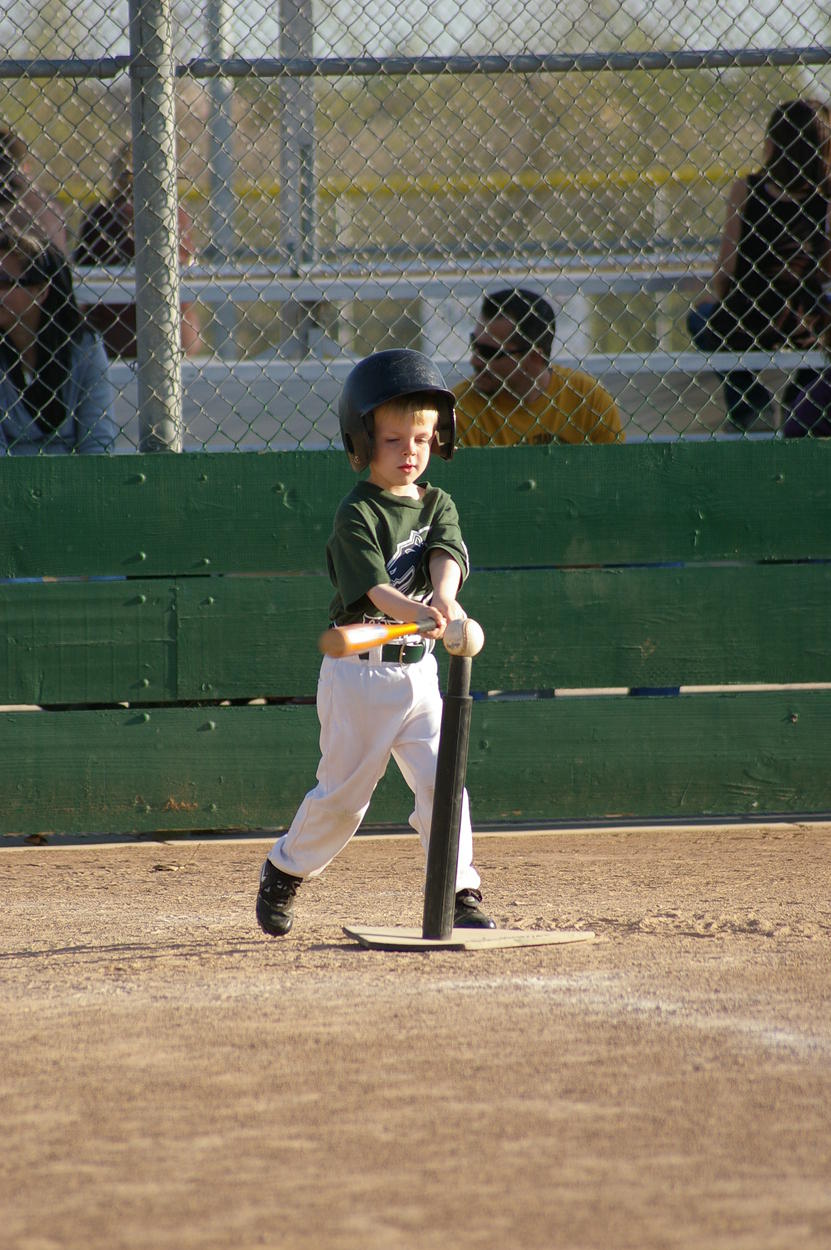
338,348,456,472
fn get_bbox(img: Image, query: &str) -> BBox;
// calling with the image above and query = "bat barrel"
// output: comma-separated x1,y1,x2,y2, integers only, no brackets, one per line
422,654,473,941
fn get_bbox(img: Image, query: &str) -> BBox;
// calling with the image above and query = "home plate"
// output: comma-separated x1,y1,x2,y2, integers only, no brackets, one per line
342,925,596,951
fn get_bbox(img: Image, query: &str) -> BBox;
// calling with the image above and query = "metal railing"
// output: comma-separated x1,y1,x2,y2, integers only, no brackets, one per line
67,253,823,449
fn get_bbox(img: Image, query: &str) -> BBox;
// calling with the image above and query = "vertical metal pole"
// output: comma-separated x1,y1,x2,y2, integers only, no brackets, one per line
128,0,183,452
206,0,238,359
422,655,473,941
279,0,316,355
558,289,591,361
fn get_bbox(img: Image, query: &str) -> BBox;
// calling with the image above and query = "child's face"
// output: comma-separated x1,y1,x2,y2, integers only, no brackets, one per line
369,403,439,494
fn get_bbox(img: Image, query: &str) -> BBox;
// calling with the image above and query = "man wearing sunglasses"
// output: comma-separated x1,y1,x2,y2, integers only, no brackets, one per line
454,287,623,445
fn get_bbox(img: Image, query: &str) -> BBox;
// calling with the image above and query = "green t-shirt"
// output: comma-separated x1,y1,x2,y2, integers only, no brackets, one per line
326,480,469,625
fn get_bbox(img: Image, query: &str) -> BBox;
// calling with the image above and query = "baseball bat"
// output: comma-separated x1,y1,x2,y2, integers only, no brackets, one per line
318,618,436,658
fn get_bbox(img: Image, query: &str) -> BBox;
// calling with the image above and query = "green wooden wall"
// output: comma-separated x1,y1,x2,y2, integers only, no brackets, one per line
1,442,829,835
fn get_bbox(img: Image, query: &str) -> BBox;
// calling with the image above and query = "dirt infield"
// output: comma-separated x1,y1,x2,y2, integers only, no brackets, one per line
2,824,830,1250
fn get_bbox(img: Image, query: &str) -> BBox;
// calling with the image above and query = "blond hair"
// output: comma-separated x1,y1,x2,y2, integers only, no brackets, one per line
373,393,440,422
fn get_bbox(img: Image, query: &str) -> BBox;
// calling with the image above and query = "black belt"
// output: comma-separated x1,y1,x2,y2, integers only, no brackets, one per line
358,642,427,664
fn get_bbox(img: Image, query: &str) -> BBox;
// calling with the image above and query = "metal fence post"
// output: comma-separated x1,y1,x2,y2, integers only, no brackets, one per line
206,0,238,359
279,0,317,356
128,0,184,452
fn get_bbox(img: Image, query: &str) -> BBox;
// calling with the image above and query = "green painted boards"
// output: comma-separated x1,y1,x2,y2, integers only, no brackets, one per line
1,442,829,835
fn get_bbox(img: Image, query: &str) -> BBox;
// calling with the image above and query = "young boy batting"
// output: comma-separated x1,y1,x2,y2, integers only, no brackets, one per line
256,348,494,936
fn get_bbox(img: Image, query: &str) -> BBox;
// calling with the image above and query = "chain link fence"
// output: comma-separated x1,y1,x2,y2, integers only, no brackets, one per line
2,0,831,452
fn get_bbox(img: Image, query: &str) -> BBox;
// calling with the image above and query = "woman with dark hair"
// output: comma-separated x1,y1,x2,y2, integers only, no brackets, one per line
0,230,116,453
688,98,831,429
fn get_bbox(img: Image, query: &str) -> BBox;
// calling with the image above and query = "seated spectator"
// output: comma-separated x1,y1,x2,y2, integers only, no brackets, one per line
454,287,623,446
0,127,68,253
0,229,117,454
75,143,202,358
688,98,831,430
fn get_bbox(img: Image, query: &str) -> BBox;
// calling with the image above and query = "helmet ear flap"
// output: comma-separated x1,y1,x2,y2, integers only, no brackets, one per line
431,402,456,461
341,413,373,472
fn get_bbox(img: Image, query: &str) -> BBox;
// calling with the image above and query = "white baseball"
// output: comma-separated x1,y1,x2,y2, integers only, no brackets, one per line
443,617,485,657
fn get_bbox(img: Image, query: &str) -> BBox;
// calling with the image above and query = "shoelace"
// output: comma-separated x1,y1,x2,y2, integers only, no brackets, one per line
263,868,300,903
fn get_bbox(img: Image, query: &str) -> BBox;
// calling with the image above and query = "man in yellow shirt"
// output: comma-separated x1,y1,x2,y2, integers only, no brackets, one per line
454,287,624,445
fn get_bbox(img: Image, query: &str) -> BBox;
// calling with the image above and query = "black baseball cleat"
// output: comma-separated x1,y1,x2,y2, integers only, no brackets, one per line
256,859,302,936
454,888,496,930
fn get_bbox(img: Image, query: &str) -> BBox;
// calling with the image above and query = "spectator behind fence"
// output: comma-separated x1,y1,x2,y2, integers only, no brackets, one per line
0,127,68,254
688,98,831,431
75,143,202,359
0,230,117,454
453,287,623,446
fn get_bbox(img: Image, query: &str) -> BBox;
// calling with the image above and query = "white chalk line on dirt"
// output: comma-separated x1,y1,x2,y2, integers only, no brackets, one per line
417,971,831,1061
4,953,827,1064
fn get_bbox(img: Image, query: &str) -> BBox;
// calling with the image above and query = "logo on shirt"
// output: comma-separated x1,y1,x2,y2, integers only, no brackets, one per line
387,526,430,594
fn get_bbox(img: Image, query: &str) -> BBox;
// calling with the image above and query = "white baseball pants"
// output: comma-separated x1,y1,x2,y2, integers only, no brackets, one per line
268,652,480,889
